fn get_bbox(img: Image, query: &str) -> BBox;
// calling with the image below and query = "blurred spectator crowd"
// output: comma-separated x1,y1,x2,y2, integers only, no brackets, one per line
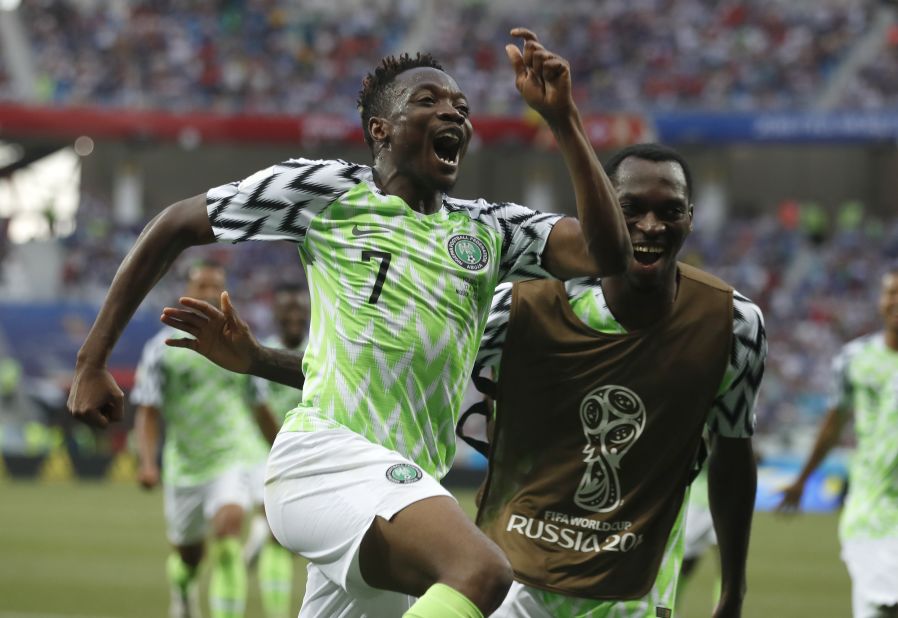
2,0,891,116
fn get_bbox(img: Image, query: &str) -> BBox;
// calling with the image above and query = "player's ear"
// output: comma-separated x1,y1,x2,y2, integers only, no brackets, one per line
688,204,694,232
368,116,391,149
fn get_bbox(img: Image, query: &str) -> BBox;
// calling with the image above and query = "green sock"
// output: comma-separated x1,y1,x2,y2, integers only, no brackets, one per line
166,552,198,590
167,552,200,618
403,583,484,618
209,538,247,618
258,541,293,618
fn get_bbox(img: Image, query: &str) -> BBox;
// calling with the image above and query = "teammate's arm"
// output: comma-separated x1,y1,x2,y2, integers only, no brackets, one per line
708,436,756,617
505,28,630,280
253,403,281,445
69,195,213,427
776,406,849,512
135,405,162,490
162,292,305,390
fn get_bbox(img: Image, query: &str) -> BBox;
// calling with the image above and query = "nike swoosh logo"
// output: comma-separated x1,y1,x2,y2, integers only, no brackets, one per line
351,224,391,237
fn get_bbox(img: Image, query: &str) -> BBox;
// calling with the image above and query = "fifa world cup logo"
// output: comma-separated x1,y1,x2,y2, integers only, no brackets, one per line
575,385,646,513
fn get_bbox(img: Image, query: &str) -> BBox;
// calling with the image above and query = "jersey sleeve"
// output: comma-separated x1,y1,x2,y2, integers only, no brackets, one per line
708,292,767,438
478,202,563,283
130,334,166,408
828,345,855,416
473,282,514,375
206,158,371,243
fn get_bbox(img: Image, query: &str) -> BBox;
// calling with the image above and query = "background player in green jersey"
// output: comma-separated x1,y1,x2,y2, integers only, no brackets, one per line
778,269,898,618
68,29,632,618
132,261,280,618
243,284,310,618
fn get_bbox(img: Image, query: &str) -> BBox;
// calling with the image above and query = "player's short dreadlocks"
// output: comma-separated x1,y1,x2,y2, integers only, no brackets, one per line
357,53,444,150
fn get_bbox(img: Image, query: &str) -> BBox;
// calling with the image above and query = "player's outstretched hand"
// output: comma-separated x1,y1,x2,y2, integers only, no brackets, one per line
67,364,124,428
774,480,805,515
161,291,259,375
505,28,574,124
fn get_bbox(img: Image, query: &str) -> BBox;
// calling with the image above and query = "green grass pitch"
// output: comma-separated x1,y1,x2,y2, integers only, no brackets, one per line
0,481,850,617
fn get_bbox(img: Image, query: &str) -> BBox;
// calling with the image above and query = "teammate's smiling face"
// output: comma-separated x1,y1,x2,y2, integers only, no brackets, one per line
613,157,693,289
373,67,472,192
879,272,898,330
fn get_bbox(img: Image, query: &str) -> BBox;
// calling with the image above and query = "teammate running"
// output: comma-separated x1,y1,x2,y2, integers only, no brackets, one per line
132,261,279,618
243,284,310,618
777,268,898,618
68,30,630,618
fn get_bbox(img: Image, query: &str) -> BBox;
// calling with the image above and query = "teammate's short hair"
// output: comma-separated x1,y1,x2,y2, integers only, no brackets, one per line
357,53,444,149
188,258,225,278
604,143,694,202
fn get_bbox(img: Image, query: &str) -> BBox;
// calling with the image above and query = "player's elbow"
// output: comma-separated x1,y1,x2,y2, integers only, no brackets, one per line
153,194,215,249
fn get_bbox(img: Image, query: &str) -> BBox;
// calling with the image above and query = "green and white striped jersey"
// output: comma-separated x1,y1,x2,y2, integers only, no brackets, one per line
207,158,560,478
831,332,898,540
252,335,307,425
131,327,265,486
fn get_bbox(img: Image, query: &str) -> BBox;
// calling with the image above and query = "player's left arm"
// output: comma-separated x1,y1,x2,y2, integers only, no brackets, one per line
252,403,280,445
505,28,630,279
162,292,305,389
707,294,767,617
708,436,756,617
247,375,280,445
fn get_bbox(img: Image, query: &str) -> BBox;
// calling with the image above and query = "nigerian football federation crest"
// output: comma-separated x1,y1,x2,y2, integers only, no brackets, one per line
386,463,423,484
447,234,489,271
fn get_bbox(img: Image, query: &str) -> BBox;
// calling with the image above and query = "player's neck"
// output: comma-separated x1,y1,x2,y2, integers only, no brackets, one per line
372,165,443,214
601,274,677,331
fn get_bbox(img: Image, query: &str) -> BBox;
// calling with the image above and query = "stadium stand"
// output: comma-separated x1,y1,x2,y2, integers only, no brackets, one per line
1,0,885,115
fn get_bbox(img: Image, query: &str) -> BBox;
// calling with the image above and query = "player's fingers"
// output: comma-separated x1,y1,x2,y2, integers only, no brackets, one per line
221,291,235,315
161,316,202,338
505,44,526,78
522,40,546,72
543,58,569,82
161,307,208,329
107,391,124,422
75,408,109,428
510,27,539,43
531,49,551,81
178,296,224,321
164,337,199,350
221,291,244,326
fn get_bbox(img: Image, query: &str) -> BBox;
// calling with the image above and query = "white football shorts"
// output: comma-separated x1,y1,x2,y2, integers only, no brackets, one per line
264,428,453,617
842,536,898,618
163,464,253,545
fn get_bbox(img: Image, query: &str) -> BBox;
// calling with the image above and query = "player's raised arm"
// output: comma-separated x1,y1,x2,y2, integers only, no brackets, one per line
68,194,214,427
505,28,630,280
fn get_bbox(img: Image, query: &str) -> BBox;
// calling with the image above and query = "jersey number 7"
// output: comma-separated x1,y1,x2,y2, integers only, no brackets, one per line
361,250,392,304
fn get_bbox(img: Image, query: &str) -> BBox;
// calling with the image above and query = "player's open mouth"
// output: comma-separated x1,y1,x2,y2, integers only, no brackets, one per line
633,243,664,265
433,130,463,168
